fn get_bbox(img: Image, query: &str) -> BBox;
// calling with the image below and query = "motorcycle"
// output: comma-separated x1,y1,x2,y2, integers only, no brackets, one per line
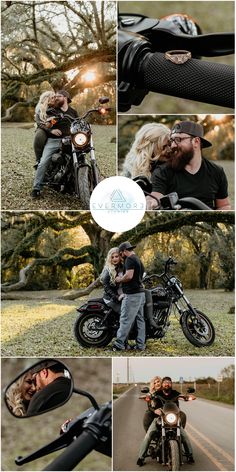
74,257,215,348
4,359,111,471
118,11,234,111
44,97,111,209
133,175,212,210
140,386,196,471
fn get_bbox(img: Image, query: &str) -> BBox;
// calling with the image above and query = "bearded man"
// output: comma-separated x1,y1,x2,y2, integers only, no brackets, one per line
146,121,231,210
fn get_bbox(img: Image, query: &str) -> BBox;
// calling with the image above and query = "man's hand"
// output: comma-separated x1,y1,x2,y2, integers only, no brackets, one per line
154,408,161,415
118,293,125,301
115,276,122,283
51,129,62,136
146,192,162,210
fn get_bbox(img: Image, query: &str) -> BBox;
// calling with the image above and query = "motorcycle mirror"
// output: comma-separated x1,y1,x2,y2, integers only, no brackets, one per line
4,359,73,418
187,387,195,394
99,96,109,104
141,387,150,393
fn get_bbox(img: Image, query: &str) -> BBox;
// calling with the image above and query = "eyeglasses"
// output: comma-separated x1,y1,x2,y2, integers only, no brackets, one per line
169,136,193,145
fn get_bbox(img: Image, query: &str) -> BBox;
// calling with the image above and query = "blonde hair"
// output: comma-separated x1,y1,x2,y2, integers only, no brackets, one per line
5,373,33,416
100,247,121,285
35,91,55,122
123,123,170,178
150,376,162,394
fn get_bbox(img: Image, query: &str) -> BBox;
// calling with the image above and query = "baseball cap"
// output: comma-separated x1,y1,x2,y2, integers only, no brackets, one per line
118,241,136,252
57,90,72,103
171,121,212,148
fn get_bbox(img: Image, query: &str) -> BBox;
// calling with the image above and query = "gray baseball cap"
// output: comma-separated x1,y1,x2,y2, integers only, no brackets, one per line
171,121,212,148
118,241,136,252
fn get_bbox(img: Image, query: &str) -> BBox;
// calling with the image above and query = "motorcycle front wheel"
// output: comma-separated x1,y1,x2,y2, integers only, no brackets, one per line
181,309,215,347
74,312,114,348
167,440,180,471
77,166,93,209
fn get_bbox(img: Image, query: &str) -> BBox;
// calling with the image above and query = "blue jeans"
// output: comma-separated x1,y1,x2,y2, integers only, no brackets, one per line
114,292,146,349
33,138,61,191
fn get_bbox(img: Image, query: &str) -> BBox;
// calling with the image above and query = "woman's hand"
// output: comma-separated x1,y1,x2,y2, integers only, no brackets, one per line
118,293,125,301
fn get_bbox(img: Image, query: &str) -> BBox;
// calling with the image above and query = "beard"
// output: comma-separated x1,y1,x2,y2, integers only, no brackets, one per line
168,148,194,171
163,387,172,394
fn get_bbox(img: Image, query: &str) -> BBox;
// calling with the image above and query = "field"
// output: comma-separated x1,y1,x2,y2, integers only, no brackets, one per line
1,289,234,357
1,124,116,210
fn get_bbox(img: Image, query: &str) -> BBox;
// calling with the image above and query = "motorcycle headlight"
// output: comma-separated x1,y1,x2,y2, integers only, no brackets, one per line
165,413,177,425
73,132,89,148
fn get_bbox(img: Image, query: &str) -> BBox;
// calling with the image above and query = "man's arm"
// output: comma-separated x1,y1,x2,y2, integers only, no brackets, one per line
146,192,163,210
115,269,134,283
215,197,231,210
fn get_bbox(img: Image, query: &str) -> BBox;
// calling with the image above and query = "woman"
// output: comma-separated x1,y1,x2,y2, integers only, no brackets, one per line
5,372,36,417
122,123,171,179
100,247,124,313
33,91,59,168
141,376,162,431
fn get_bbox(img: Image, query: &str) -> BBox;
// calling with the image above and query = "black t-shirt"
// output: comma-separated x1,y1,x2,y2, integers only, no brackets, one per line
152,389,181,409
151,158,228,209
26,377,71,415
49,106,78,138
122,254,144,294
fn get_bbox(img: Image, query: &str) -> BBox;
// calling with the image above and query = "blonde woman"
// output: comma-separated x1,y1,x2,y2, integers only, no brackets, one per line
142,376,162,431
122,123,171,179
5,372,36,417
100,247,124,313
33,91,57,168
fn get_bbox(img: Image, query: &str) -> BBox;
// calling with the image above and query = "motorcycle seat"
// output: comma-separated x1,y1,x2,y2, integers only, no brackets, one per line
88,298,105,304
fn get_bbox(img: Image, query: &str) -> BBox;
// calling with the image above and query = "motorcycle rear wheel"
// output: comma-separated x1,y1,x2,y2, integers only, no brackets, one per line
181,309,215,347
74,312,114,348
167,440,180,471
77,166,92,209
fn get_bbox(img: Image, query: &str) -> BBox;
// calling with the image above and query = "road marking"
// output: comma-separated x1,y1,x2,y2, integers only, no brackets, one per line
187,432,226,471
187,423,234,465
113,385,135,403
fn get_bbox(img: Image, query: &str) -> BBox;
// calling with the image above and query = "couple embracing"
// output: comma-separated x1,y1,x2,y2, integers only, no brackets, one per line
101,242,146,352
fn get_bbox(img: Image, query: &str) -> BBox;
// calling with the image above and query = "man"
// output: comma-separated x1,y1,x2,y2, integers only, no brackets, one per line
146,121,231,210
137,376,194,466
111,241,146,351
31,90,78,198
26,361,72,415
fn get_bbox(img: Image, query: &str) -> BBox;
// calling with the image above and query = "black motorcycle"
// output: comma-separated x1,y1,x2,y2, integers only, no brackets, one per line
4,359,111,471
133,175,212,210
118,12,234,111
44,97,111,209
140,386,196,471
74,257,215,348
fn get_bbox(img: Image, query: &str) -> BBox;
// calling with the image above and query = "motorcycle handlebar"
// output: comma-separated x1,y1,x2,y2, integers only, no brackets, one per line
43,431,97,471
138,52,234,108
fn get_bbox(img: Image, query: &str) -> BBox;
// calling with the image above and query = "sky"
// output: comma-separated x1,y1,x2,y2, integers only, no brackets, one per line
112,357,234,383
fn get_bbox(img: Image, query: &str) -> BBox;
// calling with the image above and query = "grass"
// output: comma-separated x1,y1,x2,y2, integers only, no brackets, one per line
1,289,234,357
119,1,234,114
1,124,116,210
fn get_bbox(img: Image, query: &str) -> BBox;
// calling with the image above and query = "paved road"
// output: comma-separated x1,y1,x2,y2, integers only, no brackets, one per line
113,385,234,471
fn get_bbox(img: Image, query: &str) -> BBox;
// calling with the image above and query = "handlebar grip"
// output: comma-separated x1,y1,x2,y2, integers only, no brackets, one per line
43,431,97,471
139,52,234,108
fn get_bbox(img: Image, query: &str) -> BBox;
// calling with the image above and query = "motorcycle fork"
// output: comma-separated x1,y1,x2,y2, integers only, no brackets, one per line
90,134,99,186
72,148,80,195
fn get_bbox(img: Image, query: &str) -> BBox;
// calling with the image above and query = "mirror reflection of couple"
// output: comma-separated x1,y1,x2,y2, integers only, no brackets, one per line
101,242,148,352
122,120,231,210
6,361,71,417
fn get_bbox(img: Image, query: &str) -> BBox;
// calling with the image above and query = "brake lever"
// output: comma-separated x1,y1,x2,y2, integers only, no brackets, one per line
119,14,234,56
